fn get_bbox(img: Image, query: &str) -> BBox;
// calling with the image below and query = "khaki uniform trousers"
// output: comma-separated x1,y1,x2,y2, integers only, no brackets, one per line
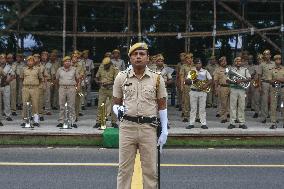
2,85,11,117
17,79,23,106
230,88,246,125
219,87,230,120
10,79,17,112
96,88,116,123
86,76,92,104
58,86,76,123
182,85,190,118
117,120,157,189
44,81,52,111
38,83,45,116
51,85,59,108
75,93,81,119
189,90,207,125
252,87,260,114
22,85,39,118
270,87,284,123
261,82,271,118
206,89,217,107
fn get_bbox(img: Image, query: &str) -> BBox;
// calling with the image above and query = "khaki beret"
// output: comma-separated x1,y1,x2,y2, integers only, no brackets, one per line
184,53,193,59
82,50,89,54
156,54,164,61
128,42,148,56
26,56,34,61
6,53,13,58
63,56,71,62
104,52,112,57
112,49,120,54
263,49,271,55
0,54,6,58
102,57,111,65
274,54,281,60
33,53,40,57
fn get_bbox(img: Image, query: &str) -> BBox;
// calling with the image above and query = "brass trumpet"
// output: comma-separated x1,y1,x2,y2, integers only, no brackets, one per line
62,102,73,129
187,70,211,93
23,102,33,128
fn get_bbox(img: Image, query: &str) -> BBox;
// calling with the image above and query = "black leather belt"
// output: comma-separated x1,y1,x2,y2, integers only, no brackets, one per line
220,84,229,87
191,88,202,92
123,115,157,124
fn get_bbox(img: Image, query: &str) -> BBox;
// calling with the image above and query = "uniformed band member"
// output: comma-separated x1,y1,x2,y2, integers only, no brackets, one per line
113,42,168,189
0,54,7,126
205,56,218,108
8,53,17,116
155,54,173,87
268,55,284,129
15,53,25,109
180,53,194,122
186,58,212,129
56,56,79,128
93,57,119,129
82,50,94,107
175,53,186,110
227,57,251,129
20,56,43,127
213,56,230,123
111,49,125,71
259,49,275,123
251,54,262,118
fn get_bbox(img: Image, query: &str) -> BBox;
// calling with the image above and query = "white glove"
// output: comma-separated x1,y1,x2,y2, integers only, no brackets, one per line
112,105,127,118
157,109,168,152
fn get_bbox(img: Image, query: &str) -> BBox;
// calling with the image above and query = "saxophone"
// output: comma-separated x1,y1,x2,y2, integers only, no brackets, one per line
99,103,107,130
187,70,211,93
23,102,33,128
62,103,73,129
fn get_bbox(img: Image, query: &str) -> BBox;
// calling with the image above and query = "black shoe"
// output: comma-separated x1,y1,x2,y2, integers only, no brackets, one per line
72,124,78,128
112,123,118,128
11,112,17,116
235,120,240,123
79,113,83,116
195,118,200,123
261,119,266,123
87,103,92,107
201,125,208,129
56,123,63,127
182,118,188,122
186,125,194,129
270,125,277,129
239,124,247,129
178,107,182,111
0,122,3,126
82,106,86,110
93,123,101,128
216,114,220,117
213,105,217,108
75,118,78,122
167,124,170,129
6,117,12,121
227,114,230,118
20,122,25,127
175,105,179,108
228,124,236,129
40,116,44,121
221,119,227,123
253,113,258,118
33,123,40,127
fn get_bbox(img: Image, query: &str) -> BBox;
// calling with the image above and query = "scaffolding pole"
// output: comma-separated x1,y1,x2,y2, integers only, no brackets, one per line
185,0,191,52
137,0,141,42
63,0,66,57
73,0,78,51
212,0,216,56
281,0,284,65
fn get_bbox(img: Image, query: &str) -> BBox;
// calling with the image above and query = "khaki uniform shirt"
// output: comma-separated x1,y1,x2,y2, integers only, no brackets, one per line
113,67,167,117
147,63,157,71
155,65,172,83
267,66,284,81
180,64,193,85
21,66,43,86
205,63,218,76
96,64,119,89
44,61,53,80
259,60,275,80
111,58,126,71
73,61,85,78
83,58,94,76
56,66,79,86
213,66,228,85
51,61,61,80
16,62,25,76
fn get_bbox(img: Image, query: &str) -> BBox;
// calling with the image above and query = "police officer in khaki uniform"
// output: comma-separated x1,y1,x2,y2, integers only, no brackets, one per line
34,53,46,121
154,54,173,86
111,49,126,71
227,57,251,129
259,49,275,123
20,56,43,127
15,53,25,109
147,55,157,71
205,56,218,108
93,57,119,129
82,50,94,107
175,52,186,110
7,53,17,116
251,54,262,118
213,56,230,123
113,42,168,189
268,55,284,129
180,53,194,122
0,54,7,126
50,51,61,110
56,56,79,128
44,52,54,115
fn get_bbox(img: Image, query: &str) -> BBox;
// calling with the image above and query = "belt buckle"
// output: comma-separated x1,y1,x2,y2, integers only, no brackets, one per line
137,116,143,124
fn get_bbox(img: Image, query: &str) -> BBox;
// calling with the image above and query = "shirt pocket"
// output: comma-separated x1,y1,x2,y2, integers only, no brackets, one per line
143,85,156,100
123,85,136,99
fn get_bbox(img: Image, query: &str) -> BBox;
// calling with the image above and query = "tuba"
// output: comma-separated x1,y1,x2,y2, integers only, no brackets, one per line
99,103,107,130
187,70,211,93
62,102,73,129
225,67,250,89
23,102,33,128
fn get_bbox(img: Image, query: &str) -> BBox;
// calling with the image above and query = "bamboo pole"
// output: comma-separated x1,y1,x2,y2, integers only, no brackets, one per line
212,0,216,56
185,0,191,52
281,0,284,65
73,0,78,51
63,0,66,57
137,0,141,42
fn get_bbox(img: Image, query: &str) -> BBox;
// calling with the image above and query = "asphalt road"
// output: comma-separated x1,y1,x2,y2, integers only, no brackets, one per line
0,148,283,189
